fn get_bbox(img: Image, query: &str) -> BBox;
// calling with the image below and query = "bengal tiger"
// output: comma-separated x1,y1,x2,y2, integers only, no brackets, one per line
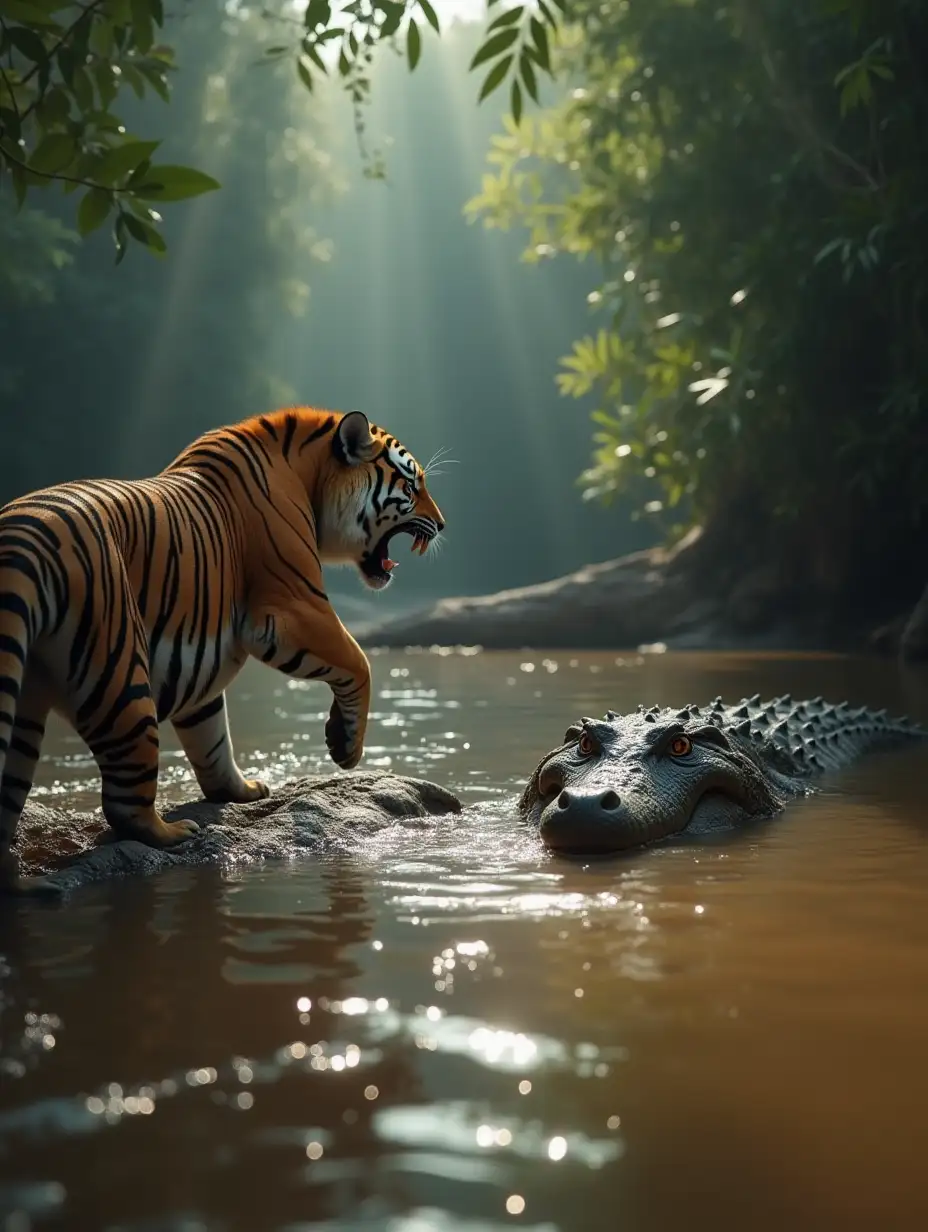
0,407,445,893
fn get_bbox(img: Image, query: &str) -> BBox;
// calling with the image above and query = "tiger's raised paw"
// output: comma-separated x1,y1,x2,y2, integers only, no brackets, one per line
325,703,363,770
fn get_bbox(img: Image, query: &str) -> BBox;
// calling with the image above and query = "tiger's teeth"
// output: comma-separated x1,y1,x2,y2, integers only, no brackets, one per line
384,559,397,572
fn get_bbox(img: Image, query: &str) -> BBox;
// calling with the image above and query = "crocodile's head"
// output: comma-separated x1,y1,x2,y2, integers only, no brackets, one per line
519,709,791,855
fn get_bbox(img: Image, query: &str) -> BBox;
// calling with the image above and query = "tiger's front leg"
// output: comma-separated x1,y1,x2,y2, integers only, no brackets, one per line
172,692,270,804
249,603,371,770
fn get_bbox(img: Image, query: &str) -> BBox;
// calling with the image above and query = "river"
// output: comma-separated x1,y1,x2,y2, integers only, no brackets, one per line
2,649,928,1231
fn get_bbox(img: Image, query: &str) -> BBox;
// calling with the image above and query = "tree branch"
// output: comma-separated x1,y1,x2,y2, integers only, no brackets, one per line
0,139,113,194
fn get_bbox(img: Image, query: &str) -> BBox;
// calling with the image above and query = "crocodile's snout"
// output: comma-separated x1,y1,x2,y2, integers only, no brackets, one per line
540,787,632,853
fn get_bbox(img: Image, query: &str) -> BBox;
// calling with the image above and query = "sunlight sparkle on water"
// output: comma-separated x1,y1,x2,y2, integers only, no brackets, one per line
547,1135,568,1161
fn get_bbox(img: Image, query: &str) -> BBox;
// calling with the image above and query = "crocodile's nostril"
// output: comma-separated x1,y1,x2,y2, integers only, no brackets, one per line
557,789,572,810
600,790,621,811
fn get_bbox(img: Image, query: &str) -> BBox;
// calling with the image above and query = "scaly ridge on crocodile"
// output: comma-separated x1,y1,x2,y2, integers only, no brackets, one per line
519,695,926,854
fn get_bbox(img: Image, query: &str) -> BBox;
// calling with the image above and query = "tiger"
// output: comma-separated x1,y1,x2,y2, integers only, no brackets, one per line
0,407,445,893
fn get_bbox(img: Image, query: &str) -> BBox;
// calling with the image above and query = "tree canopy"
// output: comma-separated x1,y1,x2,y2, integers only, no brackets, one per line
467,0,928,607
0,0,565,261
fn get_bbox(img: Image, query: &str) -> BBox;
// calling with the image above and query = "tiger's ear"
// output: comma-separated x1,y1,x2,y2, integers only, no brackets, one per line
335,411,378,466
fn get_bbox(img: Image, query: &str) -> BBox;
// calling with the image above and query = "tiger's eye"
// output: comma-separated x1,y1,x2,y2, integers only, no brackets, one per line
669,735,692,757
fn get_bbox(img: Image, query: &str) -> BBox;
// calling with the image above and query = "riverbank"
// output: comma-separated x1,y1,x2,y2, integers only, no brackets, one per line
353,527,927,659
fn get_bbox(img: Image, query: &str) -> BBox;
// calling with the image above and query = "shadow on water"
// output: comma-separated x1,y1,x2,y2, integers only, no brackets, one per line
2,651,928,1231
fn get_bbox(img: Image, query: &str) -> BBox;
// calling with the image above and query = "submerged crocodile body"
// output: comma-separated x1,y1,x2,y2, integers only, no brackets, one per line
519,694,927,855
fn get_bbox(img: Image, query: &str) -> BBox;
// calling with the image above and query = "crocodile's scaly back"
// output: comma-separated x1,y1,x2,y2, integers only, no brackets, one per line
652,693,924,778
520,694,927,855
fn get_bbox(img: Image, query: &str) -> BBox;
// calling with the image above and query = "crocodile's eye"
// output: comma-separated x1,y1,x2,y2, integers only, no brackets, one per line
669,735,692,757
577,731,596,757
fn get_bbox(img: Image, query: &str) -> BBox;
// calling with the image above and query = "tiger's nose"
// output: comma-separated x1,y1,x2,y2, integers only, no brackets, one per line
435,519,445,532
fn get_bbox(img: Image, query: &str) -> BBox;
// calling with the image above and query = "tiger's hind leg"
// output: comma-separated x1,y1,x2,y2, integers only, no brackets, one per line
172,692,269,805
0,674,60,896
77,687,200,849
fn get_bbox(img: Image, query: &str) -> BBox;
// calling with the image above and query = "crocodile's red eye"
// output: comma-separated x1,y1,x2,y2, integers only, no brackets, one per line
669,735,692,757
577,732,596,756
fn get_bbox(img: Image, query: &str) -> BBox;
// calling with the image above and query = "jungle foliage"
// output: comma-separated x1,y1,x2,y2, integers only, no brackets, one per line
0,0,338,499
467,0,928,601
0,0,564,261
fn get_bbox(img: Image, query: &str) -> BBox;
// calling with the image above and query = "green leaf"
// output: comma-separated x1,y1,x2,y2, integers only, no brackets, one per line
418,0,440,34
113,212,128,264
305,0,331,29
138,64,169,102
479,53,514,102
529,16,550,71
10,163,27,210
77,186,113,235
91,63,118,109
487,4,523,33
407,19,421,70
519,49,538,101
35,86,71,129
305,42,327,72
129,0,155,53
379,2,404,37
510,77,523,125
122,211,166,254
6,25,48,65
2,1,60,26
95,139,161,186
297,55,314,93
70,66,94,112
131,163,220,201
120,64,147,99
470,26,520,70
56,46,75,86
28,132,76,175
89,17,115,59
0,107,22,143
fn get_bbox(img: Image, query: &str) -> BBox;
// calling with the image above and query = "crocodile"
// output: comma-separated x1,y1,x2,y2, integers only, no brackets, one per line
519,695,927,854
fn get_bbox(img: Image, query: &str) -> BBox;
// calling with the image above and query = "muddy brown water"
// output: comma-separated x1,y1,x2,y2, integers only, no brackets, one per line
2,649,928,1232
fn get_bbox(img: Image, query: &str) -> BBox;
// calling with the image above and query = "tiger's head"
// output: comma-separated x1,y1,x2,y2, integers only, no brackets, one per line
319,410,446,591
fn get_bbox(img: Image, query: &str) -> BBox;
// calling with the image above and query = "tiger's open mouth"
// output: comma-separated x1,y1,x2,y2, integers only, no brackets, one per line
359,525,433,590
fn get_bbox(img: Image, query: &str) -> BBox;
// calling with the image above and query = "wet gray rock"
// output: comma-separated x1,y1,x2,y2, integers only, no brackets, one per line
16,773,462,897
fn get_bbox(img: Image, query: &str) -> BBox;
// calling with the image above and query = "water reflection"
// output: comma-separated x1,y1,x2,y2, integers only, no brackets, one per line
2,651,928,1230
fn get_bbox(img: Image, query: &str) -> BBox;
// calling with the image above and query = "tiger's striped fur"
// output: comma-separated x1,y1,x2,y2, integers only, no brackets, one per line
0,407,444,893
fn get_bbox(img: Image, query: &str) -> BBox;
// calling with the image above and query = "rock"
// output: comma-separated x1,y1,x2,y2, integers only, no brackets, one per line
15,773,463,897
